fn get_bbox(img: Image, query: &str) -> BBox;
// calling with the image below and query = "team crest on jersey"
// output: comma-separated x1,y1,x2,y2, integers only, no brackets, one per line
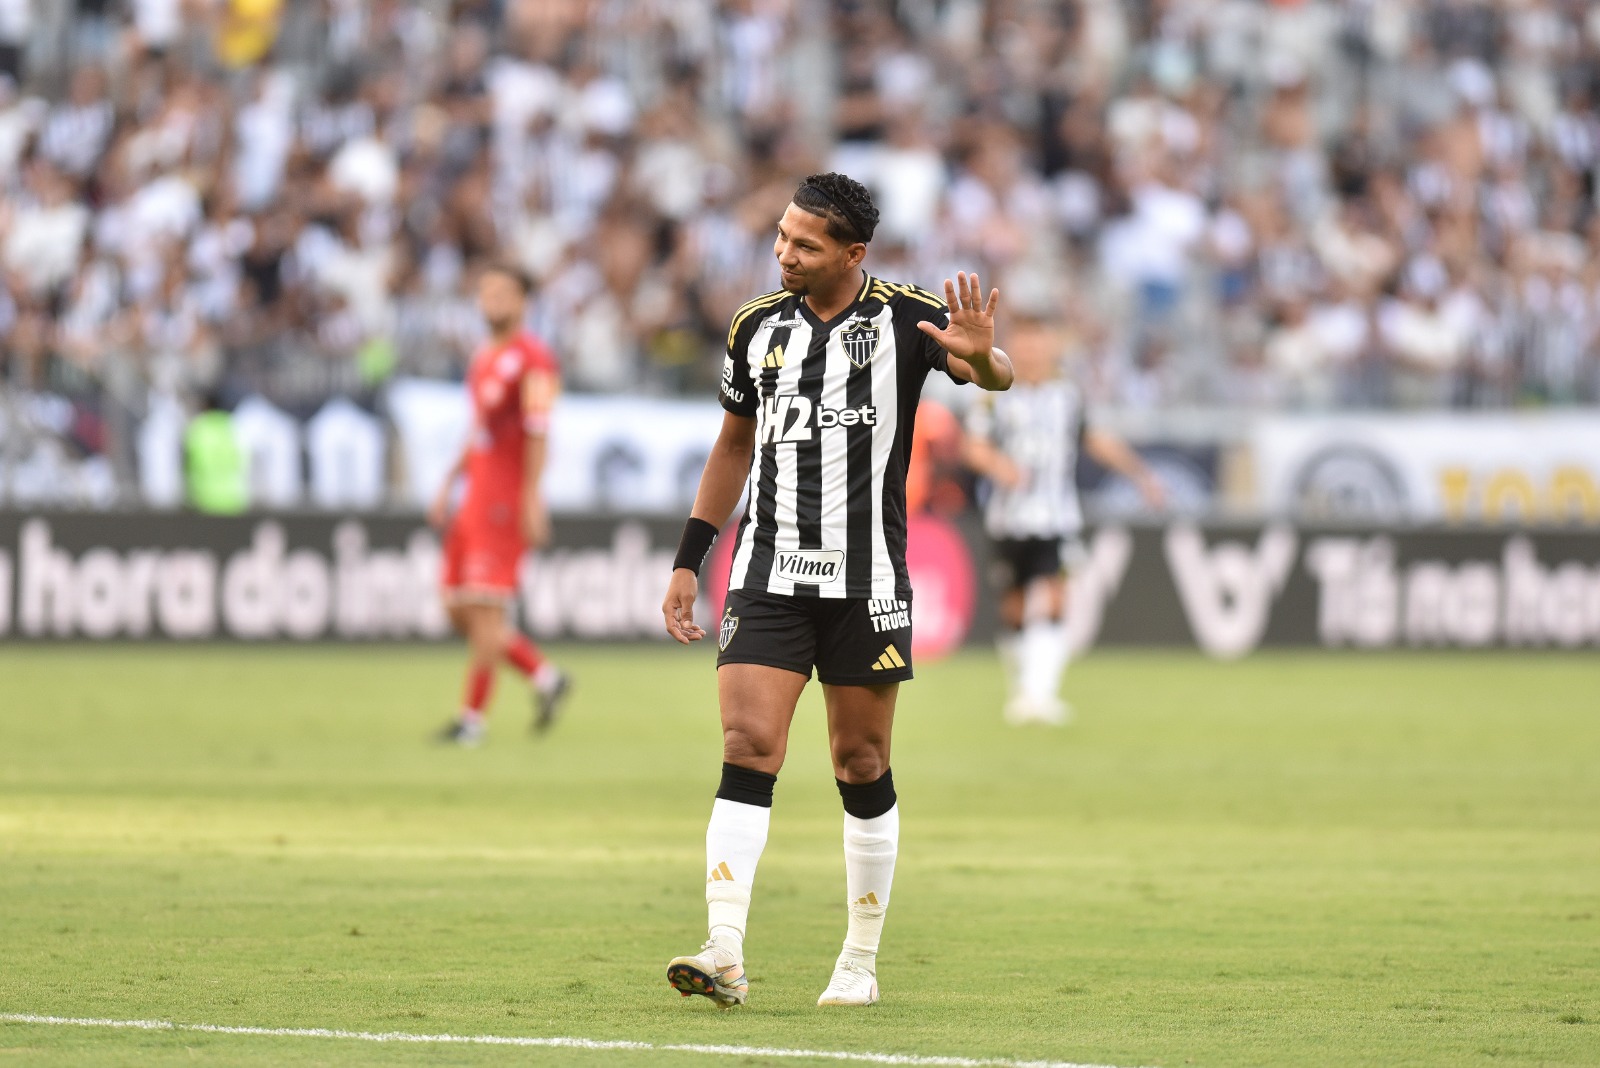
841,318,881,369
718,606,740,651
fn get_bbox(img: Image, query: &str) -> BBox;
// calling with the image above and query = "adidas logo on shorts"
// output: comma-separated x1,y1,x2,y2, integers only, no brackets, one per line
870,644,906,672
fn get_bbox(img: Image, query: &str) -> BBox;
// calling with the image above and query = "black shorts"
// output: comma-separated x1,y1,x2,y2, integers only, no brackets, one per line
991,537,1066,590
715,589,914,685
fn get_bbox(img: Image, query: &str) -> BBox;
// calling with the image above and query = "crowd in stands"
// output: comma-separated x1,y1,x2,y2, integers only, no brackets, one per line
2,0,1600,506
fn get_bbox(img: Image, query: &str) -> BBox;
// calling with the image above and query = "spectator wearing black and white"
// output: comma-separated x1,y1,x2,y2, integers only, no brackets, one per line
38,67,114,180
0,0,28,87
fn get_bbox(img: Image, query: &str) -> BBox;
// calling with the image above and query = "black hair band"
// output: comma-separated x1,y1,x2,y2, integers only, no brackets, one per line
801,182,867,244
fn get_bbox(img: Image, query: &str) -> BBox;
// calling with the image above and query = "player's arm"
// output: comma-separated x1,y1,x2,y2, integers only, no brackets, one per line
958,394,1025,488
428,442,470,529
918,271,1014,391
662,411,756,644
688,411,757,530
1084,427,1166,510
961,432,1025,489
519,367,559,547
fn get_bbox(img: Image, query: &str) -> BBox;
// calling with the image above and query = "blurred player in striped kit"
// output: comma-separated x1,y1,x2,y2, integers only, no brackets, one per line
963,316,1164,725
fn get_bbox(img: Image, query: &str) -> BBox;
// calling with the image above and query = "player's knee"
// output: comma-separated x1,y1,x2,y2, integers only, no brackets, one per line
722,726,784,772
831,741,888,784
999,592,1025,629
467,622,505,660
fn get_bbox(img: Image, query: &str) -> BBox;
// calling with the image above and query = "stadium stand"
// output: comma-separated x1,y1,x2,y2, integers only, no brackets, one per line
2,0,1599,506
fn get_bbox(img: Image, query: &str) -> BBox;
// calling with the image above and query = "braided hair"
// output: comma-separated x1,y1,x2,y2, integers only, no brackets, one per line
793,172,880,245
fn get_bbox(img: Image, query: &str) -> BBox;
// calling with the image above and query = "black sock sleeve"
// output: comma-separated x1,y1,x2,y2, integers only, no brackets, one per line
716,762,777,808
835,768,896,819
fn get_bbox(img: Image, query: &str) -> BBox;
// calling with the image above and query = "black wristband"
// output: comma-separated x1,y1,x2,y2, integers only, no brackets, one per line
673,517,718,574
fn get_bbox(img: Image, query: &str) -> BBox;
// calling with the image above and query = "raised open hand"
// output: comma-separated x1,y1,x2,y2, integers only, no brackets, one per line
916,271,1000,363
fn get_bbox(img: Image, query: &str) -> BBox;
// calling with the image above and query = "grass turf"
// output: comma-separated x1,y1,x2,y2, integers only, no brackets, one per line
0,645,1596,1068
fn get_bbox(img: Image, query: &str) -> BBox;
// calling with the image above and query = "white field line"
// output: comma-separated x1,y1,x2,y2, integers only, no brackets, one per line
0,1013,1149,1068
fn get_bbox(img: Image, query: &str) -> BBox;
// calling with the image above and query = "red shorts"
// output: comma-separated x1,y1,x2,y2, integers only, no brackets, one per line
441,515,524,599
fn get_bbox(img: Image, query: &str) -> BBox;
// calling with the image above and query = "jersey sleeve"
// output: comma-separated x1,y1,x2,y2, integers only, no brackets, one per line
900,288,965,384
719,323,758,417
518,337,560,435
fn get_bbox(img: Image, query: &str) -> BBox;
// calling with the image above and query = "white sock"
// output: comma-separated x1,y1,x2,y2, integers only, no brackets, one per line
995,629,1022,701
704,798,769,961
840,805,899,970
532,661,562,690
1018,618,1069,705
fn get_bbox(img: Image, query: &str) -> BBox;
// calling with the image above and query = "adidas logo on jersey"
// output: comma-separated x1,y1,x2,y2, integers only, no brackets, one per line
762,344,785,369
775,549,845,583
870,644,907,671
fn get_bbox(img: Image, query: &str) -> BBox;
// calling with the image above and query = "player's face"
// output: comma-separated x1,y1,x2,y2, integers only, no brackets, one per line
1010,322,1065,384
477,271,526,332
774,203,858,295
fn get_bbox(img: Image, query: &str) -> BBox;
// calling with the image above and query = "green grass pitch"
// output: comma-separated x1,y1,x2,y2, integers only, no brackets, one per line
1,645,1596,1067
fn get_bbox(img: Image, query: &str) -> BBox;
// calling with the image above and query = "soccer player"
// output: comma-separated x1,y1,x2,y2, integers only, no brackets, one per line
430,263,570,746
660,173,1014,1009
962,315,1164,725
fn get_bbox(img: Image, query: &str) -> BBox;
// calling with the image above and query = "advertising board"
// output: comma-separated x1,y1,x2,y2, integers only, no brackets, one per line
3,514,1595,654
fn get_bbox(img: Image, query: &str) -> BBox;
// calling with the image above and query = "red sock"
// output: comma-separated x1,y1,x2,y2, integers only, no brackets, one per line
462,663,494,717
504,634,544,679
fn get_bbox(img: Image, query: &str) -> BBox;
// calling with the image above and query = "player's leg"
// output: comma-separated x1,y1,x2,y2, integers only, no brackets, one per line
811,597,911,1006
1015,571,1070,723
1012,540,1070,725
474,527,571,733
501,626,569,733
670,591,813,1008
668,664,806,1007
439,598,507,745
817,680,898,1006
996,578,1027,719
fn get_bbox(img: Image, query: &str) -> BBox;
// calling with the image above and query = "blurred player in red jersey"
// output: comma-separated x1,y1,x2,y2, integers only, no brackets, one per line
429,263,570,745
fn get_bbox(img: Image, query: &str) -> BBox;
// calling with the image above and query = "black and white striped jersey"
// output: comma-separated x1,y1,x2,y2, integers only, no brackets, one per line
719,273,965,600
965,378,1087,539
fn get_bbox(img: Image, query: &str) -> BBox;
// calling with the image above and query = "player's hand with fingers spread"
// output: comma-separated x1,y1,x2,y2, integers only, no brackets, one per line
919,270,998,357
917,271,1012,390
663,568,706,644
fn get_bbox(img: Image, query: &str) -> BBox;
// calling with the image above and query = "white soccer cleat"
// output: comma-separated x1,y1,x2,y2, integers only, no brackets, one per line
1003,695,1071,726
817,957,879,1006
1036,698,1072,726
667,940,748,1009
530,668,571,734
436,716,486,746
